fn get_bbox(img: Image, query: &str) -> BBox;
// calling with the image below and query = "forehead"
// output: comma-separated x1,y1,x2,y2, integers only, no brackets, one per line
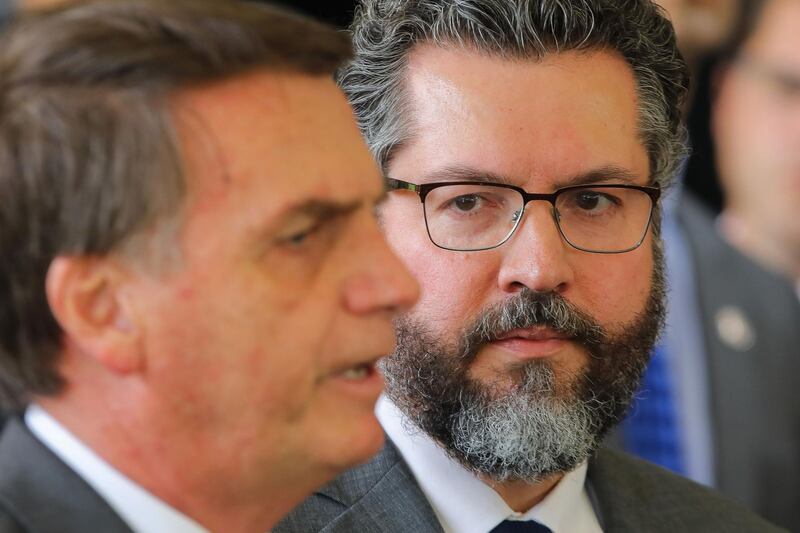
393,46,648,187
170,70,379,222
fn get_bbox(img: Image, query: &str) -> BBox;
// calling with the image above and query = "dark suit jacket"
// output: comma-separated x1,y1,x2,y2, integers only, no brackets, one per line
0,417,133,533
276,439,784,532
677,195,800,529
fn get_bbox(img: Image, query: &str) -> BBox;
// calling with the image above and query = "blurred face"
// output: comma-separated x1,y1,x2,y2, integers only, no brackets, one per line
713,0,800,265
379,47,663,481
655,0,741,61
126,71,417,491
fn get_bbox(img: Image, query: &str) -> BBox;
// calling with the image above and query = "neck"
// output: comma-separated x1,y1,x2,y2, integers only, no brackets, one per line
719,210,800,283
36,396,314,533
481,473,563,512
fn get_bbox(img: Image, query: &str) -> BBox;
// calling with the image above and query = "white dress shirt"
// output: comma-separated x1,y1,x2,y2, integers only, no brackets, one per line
376,396,603,533
25,405,209,533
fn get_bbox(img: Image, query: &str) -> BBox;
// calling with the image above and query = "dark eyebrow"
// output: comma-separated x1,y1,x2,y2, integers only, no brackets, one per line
417,166,515,186
416,164,644,189
554,166,644,188
286,198,363,220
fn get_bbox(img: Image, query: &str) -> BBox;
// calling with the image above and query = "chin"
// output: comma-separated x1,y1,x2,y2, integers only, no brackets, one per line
318,415,386,473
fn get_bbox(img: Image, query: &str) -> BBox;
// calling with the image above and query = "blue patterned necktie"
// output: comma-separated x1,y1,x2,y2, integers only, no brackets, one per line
490,520,552,533
620,344,685,475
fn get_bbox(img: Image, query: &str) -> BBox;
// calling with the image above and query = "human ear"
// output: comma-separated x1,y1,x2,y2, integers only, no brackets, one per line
45,256,143,374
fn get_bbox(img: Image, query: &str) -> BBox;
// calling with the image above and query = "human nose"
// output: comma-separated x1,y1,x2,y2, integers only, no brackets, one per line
496,202,575,294
341,211,419,315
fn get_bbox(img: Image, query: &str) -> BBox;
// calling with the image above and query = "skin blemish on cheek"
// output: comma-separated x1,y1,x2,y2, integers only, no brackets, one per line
177,287,195,300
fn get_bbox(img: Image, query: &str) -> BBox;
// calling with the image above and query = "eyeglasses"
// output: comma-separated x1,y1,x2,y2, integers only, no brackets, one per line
386,178,660,254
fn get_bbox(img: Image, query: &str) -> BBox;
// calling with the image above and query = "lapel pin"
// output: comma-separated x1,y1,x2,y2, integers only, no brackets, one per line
715,305,756,352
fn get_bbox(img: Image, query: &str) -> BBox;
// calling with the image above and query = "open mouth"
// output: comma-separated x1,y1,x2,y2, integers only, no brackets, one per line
327,358,384,400
337,361,377,381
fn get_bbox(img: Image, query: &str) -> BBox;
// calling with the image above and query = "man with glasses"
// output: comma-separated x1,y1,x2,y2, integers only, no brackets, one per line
277,1,782,532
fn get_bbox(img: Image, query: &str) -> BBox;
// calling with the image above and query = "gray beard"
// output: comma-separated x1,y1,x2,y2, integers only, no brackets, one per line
447,362,604,482
381,246,666,483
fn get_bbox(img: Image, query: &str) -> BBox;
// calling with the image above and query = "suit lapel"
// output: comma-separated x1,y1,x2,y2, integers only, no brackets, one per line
319,439,443,533
588,448,674,532
676,197,763,503
0,418,133,533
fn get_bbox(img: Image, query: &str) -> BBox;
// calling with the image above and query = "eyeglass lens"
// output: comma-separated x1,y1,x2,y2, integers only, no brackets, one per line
422,184,654,253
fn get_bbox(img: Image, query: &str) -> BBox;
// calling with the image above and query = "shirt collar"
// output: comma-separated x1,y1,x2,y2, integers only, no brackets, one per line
376,395,602,533
25,404,209,533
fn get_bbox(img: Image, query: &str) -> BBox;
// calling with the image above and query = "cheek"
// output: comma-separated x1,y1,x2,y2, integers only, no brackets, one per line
144,271,320,407
198,308,328,434
748,112,784,161
404,249,499,330
574,246,653,327
722,86,782,168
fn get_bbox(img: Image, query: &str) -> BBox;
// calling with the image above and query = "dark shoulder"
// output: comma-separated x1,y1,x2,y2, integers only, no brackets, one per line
276,440,442,533
275,441,405,532
0,417,134,533
0,422,29,533
0,504,27,533
590,448,786,532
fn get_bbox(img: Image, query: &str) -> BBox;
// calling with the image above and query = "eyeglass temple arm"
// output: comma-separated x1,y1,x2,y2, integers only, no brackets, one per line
385,177,419,192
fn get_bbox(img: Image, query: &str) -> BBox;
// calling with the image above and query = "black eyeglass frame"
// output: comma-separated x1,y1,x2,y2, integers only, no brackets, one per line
385,177,661,254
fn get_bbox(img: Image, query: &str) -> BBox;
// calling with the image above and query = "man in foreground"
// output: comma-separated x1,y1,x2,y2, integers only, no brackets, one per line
277,1,783,531
0,1,417,532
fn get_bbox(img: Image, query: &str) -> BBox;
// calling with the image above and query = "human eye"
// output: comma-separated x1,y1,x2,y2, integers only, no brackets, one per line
275,212,339,250
561,188,622,216
764,69,800,101
433,186,507,218
280,221,322,246
447,193,484,213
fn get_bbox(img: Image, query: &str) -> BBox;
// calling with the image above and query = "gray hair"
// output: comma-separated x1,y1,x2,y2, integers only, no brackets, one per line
0,0,352,408
340,0,689,187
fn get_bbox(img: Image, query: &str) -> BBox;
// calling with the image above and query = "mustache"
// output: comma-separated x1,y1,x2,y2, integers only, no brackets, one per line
459,289,606,361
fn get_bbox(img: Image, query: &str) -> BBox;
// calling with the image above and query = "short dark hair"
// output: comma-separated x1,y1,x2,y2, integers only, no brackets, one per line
340,0,689,188
0,0,352,409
